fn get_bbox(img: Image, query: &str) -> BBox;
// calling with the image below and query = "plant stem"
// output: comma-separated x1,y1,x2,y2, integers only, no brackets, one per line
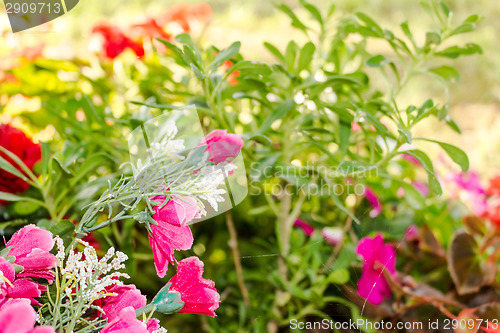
225,211,250,307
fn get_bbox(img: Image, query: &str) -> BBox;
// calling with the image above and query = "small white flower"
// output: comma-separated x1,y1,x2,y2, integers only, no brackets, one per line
152,328,168,333
194,162,237,212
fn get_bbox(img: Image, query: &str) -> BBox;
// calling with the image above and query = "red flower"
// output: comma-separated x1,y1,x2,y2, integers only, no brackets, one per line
0,124,41,197
159,3,212,32
487,176,500,197
91,23,145,60
222,60,240,86
487,201,500,227
129,18,172,55
167,257,220,317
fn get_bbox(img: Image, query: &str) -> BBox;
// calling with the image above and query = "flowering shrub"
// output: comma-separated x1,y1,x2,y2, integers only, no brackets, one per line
1,0,499,332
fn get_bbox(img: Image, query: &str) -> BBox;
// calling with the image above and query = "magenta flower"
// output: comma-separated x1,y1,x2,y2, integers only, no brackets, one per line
199,129,244,164
364,187,382,218
149,225,193,278
0,257,46,306
146,319,160,332
356,234,396,305
167,257,220,317
101,307,149,333
0,299,54,332
152,195,200,227
148,196,199,278
6,225,57,283
293,219,315,236
95,284,146,321
322,227,343,245
445,171,488,215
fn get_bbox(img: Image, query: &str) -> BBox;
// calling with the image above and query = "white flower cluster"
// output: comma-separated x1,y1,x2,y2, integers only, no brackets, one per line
152,328,168,333
148,121,185,161
55,237,129,303
195,162,237,212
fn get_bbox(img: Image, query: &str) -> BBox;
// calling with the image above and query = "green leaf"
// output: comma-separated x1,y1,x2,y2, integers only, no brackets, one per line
300,0,323,25
277,4,308,32
398,128,412,144
41,142,50,179
190,63,206,80
208,41,241,72
284,41,299,73
130,101,177,110
436,43,482,58
355,12,383,36
429,65,460,82
450,22,476,36
258,100,295,133
263,42,285,62
331,193,360,224
0,155,30,183
366,54,390,67
297,42,315,72
405,150,442,195
339,122,351,158
175,33,195,50
447,232,495,295
156,39,188,66
328,269,350,284
400,21,416,47
248,134,272,146
416,138,469,171
424,31,441,47
0,192,44,205
0,146,36,184
38,219,75,248
439,1,450,17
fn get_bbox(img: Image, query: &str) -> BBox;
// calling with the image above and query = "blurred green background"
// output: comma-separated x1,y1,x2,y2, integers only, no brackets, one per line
1,0,499,176
1,1,499,331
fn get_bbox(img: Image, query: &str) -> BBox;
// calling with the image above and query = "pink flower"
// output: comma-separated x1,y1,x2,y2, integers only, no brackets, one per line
152,195,200,227
101,307,149,333
0,298,54,333
149,196,199,278
445,171,488,215
402,154,420,166
322,227,343,245
6,225,57,283
0,257,46,306
404,225,419,241
168,257,220,317
293,219,315,236
94,284,146,321
199,129,243,164
356,234,396,305
364,187,382,218
412,181,429,197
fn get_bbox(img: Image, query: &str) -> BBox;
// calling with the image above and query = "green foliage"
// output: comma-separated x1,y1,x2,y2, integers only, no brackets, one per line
1,0,494,332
